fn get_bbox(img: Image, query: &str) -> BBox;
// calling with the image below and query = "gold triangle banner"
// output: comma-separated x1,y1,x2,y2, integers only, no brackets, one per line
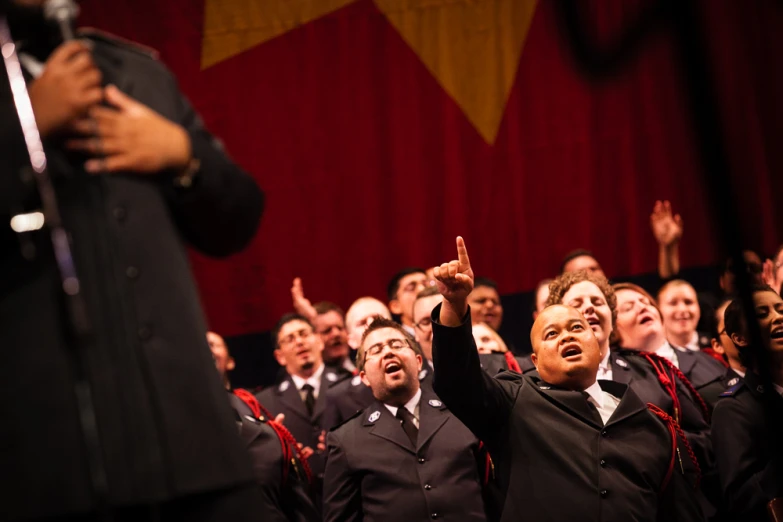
201,0,538,144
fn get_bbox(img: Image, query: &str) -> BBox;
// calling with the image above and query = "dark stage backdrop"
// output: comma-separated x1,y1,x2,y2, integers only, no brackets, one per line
75,0,783,387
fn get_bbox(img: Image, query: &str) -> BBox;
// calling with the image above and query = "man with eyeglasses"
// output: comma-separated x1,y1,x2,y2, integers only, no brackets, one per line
323,317,488,522
256,313,348,490
700,300,747,409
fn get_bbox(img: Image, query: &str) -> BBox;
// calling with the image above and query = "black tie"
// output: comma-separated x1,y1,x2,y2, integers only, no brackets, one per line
396,407,418,445
301,384,315,417
580,391,604,426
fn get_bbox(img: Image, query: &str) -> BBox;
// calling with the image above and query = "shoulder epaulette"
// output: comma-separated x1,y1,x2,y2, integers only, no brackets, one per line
78,27,159,59
329,409,363,432
719,381,745,397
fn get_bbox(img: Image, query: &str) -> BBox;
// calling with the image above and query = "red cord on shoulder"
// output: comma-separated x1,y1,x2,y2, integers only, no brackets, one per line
503,352,522,373
232,388,262,419
647,403,702,491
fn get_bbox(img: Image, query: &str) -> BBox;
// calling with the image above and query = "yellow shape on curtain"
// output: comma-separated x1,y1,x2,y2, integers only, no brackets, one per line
202,0,538,144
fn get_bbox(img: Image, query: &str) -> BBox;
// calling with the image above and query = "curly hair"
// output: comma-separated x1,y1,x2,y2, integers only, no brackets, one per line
546,270,617,324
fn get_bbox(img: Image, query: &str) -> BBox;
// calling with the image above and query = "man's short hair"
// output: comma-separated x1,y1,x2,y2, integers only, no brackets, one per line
656,279,695,301
415,285,440,303
313,301,345,319
560,249,596,274
387,267,427,301
474,277,498,291
356,316,423,371
272,313,313,347
546,270,617,329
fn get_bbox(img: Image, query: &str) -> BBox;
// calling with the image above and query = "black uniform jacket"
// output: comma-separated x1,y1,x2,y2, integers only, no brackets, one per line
323,386,487,522
256,367,349,477
432,305,704,522
322,364,434,431
711,371,783,522
676,348,728,391
0,31,263,521
698,368,743,412
228,395,320,522
478,352,536,376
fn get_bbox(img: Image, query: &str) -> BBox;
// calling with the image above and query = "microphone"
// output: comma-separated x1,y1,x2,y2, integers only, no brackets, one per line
43,0,79,41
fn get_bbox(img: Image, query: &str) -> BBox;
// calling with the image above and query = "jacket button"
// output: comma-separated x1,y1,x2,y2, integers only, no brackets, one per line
418,457,425,464
126,266,139,279
601,430,608,437
138,326,152,341
113,206,127,221
600,489,609,498
424,484,432,490
600,459,607,467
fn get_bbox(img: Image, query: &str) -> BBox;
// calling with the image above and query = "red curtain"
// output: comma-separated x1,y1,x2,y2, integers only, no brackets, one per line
77,0,783,338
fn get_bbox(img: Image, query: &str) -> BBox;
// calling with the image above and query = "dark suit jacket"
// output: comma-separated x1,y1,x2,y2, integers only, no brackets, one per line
677,348,727,390
432,306,704,522
229,395,320,522
478,353,536,376
0,31,263,521
698,368,743,411
711,372,783,522
256,367,349,477
323,386,487,522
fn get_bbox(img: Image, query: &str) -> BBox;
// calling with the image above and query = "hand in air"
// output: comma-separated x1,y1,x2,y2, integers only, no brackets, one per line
66,85,191,175
650,200,683,247
434,236,474,305
291,278,318,320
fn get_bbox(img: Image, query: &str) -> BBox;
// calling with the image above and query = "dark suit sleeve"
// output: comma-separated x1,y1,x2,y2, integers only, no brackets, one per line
156,67,264,258
712,398,781,520
431,303,518,444
657,441,707,522
323,430,363,522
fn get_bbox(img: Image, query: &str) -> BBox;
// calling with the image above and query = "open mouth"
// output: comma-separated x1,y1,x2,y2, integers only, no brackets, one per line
639,315,654,325
385,360,402,374
771,325,783,340
585,316,600,330
561,344,582,359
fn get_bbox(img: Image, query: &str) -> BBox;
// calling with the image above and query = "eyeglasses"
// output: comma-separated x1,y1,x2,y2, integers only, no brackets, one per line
279,328,315,347
414,318,433,331
365,338,411,359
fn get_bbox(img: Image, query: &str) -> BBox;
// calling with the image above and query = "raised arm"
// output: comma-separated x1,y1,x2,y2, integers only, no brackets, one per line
651,200,683,280
432,237,517,443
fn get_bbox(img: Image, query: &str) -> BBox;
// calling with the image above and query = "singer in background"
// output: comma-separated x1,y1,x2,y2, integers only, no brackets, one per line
0,1,266,521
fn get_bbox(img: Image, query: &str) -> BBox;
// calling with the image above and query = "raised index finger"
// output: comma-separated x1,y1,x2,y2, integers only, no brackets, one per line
456,236,470,269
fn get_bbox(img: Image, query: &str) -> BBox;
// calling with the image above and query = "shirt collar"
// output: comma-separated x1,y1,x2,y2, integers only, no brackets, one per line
599,348,611,371
654,341,679,367
582,380,604,406
684,331,701,352
290,363,325,392
384,387,422,418
734,368,746,378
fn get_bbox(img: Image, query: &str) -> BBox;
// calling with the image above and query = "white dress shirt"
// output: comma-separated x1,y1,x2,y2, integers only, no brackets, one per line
684,331,701,352
291,363,325,401
733,368,746,378
583,380,621,425
597,348,613,381
655,341,680,368
384,388,422,429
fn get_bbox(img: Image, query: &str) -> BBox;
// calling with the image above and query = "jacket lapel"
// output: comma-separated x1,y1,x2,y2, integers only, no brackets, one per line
610,352,633,385
416,391,450,452
534,380,603,429
600,380,646,427
277,377,311,422
364,402,416,454
676,349,697,378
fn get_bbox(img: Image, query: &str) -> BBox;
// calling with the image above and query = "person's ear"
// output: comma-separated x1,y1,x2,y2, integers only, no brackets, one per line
273,348,286,367
730,332,748,347
711,338,725,355
227,356,236,372
360,370,370,387
530,352,538,369
389,299,403,315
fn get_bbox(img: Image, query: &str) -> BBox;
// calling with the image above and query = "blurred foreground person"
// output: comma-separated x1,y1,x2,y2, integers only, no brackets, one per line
431,237,704,522
1,2,264,520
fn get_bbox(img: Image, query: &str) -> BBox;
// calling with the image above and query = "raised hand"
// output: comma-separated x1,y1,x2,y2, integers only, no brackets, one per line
291,277,318,320
66,85,191,174
650,200,683,247
434,237,474,325
28,41,103,138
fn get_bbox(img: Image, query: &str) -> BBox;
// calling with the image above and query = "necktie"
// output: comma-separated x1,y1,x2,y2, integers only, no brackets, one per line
396,407,418,445
301,384,315,417
580,391,604,426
